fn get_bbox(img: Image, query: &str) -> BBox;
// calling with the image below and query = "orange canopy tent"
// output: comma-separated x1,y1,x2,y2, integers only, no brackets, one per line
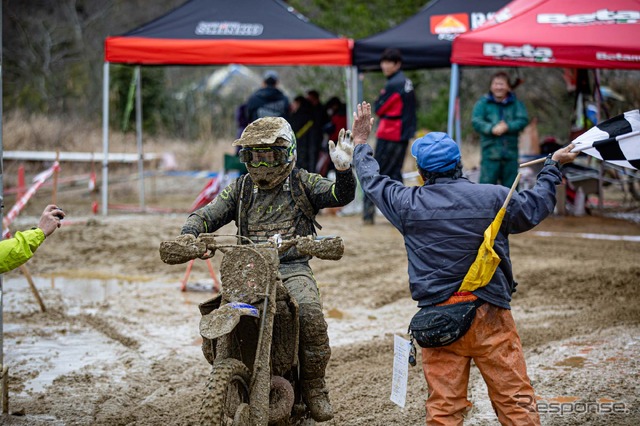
101,0,353,214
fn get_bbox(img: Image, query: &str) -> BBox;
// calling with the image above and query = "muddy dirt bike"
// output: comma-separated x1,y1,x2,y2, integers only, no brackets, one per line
160,233,344,426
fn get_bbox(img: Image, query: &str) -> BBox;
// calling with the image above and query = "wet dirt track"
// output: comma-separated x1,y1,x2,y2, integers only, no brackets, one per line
1,212,639,425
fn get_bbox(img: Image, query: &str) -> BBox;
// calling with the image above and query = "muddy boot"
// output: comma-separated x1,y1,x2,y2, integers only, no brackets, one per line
302,378,334,422
298,307,333,422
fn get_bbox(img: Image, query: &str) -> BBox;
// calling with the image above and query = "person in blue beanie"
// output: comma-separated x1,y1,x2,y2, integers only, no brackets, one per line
350,102,578,425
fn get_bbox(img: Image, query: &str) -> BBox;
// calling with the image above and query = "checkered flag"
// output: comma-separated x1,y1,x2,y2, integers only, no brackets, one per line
571,109,640,170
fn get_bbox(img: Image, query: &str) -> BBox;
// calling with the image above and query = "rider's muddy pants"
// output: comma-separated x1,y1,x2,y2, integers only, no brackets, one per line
421,301,540,426
279,262,330,386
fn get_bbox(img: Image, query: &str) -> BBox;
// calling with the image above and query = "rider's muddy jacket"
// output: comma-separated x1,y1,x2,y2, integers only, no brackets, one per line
354,143,562,310
182,168,355,263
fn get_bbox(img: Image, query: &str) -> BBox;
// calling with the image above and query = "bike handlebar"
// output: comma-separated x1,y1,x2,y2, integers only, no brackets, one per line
159,234,344,265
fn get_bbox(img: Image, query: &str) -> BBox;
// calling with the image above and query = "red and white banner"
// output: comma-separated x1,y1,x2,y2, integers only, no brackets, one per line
3,162,60,238
189,172,234,212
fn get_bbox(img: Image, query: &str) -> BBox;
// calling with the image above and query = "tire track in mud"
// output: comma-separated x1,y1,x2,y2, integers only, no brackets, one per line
312,220,409,310
317,263,409,310
77,314,140,349
5,290,140,350
512,264,640,349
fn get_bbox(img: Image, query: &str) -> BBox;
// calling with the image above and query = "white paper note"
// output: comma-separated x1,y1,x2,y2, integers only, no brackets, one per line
390,334,411,408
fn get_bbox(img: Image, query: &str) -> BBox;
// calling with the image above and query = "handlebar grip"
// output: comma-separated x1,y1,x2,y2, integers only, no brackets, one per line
159,240,207,264
296,236,344,260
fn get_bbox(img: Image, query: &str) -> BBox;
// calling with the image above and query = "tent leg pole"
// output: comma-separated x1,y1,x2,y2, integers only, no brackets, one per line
345,66,359,129
447,64,459,142
344,67,351,128
455,95,462,145
135,66,145,212
102,62,110,216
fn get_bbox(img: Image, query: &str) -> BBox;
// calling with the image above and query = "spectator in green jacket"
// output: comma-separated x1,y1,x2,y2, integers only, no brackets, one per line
472,71,529,187
0,204,65,273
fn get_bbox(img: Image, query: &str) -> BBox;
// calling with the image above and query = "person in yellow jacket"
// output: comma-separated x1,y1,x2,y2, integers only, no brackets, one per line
0,204,65,273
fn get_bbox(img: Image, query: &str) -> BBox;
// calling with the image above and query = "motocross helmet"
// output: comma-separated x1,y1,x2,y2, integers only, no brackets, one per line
233,117,297,190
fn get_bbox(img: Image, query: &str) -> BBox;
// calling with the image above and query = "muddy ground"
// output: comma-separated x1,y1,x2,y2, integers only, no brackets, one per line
1,186,640,425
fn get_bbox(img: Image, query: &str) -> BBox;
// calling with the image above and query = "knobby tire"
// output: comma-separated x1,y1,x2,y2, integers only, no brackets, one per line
200,358,251,425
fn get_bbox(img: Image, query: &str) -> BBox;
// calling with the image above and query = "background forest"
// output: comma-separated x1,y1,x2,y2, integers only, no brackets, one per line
3,0,640,146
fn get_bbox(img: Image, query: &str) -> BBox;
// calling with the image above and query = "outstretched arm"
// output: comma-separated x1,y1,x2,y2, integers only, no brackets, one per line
0,204,63,273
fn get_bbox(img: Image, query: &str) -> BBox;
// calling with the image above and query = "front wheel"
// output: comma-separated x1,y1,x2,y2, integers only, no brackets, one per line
200,358,251,425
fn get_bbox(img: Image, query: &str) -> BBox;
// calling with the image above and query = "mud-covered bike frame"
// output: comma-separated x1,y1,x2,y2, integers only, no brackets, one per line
160,233,343,425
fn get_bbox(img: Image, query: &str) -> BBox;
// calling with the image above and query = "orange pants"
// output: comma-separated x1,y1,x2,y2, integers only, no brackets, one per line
421,301,540,426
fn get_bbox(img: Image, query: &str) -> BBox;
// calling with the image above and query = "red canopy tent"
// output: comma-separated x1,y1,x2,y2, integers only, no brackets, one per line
101,0,354,214
446,0,640,138
450,0,640,70
445,0,640,208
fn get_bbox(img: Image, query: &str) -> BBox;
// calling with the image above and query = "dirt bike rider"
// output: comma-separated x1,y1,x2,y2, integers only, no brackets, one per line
178,114,361,422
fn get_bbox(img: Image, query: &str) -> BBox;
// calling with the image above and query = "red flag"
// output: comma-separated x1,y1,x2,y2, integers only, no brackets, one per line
190,177,221,212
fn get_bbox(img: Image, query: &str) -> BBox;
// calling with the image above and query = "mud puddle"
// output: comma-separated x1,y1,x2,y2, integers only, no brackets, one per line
4,325,118,396
2,275,207,400
325,298,416,347
4,276,135,307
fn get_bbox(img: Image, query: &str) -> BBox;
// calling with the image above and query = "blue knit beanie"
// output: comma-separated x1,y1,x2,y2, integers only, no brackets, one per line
411,132,461,172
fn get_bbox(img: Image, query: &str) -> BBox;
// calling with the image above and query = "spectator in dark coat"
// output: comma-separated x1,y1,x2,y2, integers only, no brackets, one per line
290,95,318,173
363,48,417,225
246,70,290,122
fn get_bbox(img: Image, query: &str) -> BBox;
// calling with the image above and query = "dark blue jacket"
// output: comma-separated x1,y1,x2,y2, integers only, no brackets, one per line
354,144,562,309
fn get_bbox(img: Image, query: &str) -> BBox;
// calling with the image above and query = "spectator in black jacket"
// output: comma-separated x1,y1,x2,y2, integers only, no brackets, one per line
246,70,290,122
363,48,417,225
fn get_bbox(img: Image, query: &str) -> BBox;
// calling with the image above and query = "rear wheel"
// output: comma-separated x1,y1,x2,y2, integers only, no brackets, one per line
200,358,251,425
269,375,295,424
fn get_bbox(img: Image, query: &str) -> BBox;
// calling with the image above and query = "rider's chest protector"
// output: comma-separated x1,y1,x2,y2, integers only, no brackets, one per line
237,170,320,245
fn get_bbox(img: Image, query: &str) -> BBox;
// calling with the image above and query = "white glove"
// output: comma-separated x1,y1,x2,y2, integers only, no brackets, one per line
329,129,354,171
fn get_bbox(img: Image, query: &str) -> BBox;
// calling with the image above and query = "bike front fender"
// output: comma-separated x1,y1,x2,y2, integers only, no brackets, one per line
199,302,260,340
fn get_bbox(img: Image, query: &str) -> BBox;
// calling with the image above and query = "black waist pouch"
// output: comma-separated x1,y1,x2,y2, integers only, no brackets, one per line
409,298,485,348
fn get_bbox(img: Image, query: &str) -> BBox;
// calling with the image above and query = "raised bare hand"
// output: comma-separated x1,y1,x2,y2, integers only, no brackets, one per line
351,102,374,145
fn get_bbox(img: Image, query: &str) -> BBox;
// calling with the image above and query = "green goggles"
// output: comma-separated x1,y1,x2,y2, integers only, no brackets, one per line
238,147,291,168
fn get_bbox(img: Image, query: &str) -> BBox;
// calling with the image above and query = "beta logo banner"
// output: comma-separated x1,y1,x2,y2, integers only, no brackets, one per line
483,43,554,63
431,14,469,35
537,9,640,25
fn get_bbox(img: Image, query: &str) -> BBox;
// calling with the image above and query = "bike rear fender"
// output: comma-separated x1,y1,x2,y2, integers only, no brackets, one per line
200,301,260,340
